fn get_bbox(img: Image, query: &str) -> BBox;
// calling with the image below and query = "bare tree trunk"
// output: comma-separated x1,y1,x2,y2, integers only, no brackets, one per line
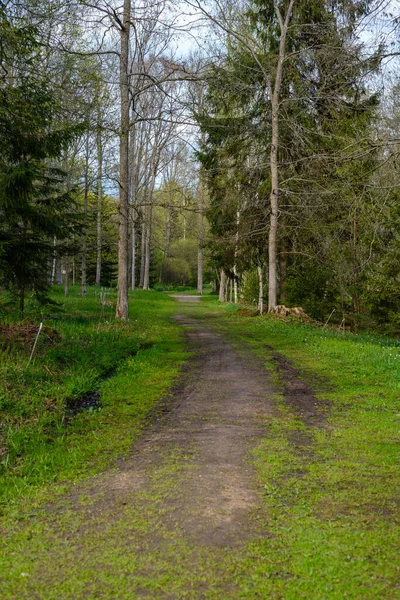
72,258,76,286
240,271,247,302
143,165,158,291
81,134,90,297
143,204,153,290
131,217,136,290
197,170,204,295
139,214,146,288
165,207,171,256
116,0,131,319
96,128,103,286
257,264,263,315
56,260,63,285
182,194,187,240
129,118,138,291
219,268,227,302
233,208,240,303
268,0,295,312
197,248,203,294
64,257,70,296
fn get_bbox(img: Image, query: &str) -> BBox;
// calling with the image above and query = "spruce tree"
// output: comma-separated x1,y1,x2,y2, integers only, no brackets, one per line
0,7,82,313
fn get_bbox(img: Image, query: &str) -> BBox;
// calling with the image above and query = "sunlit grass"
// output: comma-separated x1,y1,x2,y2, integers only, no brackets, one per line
0,291,398,598
0,286,187,510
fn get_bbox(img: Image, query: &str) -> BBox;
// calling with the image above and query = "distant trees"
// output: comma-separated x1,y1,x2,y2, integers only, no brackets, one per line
0,0,206,314
1,0,398,331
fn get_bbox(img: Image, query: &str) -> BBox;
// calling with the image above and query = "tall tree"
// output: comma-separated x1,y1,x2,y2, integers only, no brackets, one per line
0,6,81,312
115,0,131,319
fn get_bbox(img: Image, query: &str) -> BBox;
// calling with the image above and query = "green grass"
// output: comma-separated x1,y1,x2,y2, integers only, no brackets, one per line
0,286,187,512
0,292,399,598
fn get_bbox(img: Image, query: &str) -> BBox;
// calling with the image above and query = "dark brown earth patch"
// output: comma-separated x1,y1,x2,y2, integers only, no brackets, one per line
270,351,331,429
0,323,60,352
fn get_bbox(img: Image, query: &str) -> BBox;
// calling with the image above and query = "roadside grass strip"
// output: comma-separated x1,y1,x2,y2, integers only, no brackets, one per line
180,297,400,598
0,287,187,512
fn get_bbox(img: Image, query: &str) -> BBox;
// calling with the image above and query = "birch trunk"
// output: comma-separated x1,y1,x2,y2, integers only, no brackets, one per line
116,0,131,320
268,0,295,312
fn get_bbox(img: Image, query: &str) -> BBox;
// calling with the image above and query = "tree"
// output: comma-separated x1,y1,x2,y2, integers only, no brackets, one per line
0,6,81,313
196,0,380,316
115,0,131,319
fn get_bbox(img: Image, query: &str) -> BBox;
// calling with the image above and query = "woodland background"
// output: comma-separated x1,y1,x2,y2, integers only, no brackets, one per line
1,0,399,331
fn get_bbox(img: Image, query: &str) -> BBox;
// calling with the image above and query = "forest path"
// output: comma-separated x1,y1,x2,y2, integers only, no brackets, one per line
3,310,283,599
169,294,201,303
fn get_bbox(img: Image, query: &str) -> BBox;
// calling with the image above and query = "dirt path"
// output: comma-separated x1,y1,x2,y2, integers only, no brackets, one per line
72,313,275,545
169,295,201,303
4,314,280,598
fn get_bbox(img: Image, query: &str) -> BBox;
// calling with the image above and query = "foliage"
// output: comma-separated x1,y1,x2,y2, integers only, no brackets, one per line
153,181,200,287
0,8,83,312
240,268,262,306
197,0,381,322
84,193,118,286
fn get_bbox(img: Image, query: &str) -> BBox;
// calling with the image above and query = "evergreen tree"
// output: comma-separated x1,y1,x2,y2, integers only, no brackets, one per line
0,7,82,312
197,0,380,318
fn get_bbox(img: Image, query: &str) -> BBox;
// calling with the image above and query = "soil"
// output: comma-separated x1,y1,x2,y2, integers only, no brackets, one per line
270,351,331,429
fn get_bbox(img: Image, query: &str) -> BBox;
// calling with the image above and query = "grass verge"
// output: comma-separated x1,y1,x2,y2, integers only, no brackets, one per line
0,287,187,513
181,297,400,598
